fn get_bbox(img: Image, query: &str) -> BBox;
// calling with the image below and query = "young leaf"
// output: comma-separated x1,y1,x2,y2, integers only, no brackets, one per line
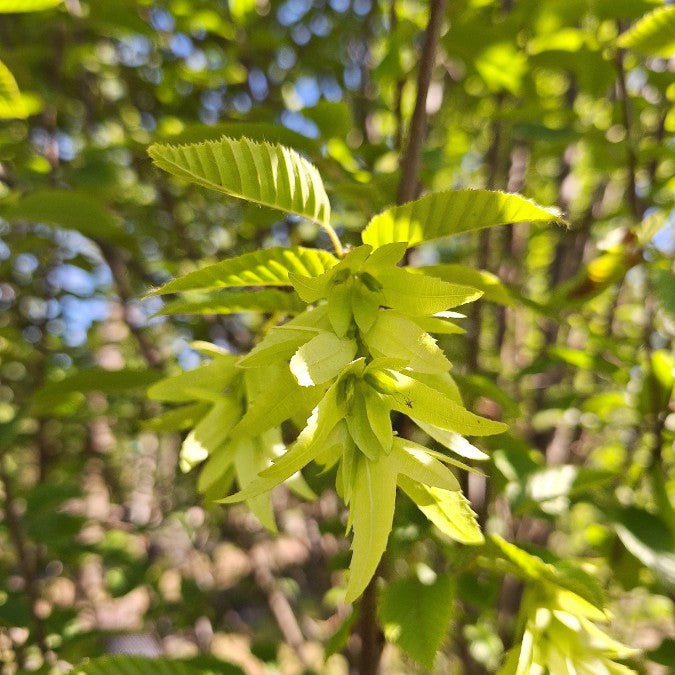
362,189,564,249
386,371,508,436
237,306,328,368
147,356,239,403
345,390,384,460
71,654,242,675
157,289,305,316
399,477,484,544
617,5,675,57
233,437,277,532
289,331,357,387
390,438,460,491
148,247,337,296
378,267,482,316
232,366,323,436
417,264,515,306
414,420,489,460
198,443,237,498
328,278,354,337
220,380,343,503
364,388,393,455
179,399,241,472
148,136,332,225
344,454,398,603
364,311,451,374
143,402,211,432
378,574,454,669
351,282,381,333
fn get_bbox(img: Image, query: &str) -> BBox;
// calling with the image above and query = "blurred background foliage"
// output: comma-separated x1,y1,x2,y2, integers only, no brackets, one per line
0,0,673,673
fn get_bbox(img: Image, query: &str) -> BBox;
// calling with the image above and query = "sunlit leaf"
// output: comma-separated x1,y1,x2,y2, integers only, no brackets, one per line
148,136,332,225
345,454,398,602
362,190,564,249
148,247,337,296
618,5,675,57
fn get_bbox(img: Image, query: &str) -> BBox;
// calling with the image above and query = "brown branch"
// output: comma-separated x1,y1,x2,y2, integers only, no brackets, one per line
396,0,448,204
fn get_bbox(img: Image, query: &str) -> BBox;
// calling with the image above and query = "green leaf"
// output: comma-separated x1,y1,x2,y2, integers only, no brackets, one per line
345,453,398,603
233,437,277,532
0,0,62,12
179,399,241,472
413,420,489,460
364,311,451,374
197,444,236,498
417,264,515,306
220,380,343,503
72,655,243,675
618,5,675,57
0,59,39,119
289,331,357,387
613,507,675,587
399,478,483,544
148,247,337,296
378,267,482,315
391,438,460,491
378,574,454,669
345,388,384,460
147,136,332,225
147,356,239,403
364,388,393,455
157,289,305,316
327,278,354,337
489,535,606,609
2,190,136,249
143,403,211,432
31,368,163,414
237,306,329,368
232,365,323,436
386,371,508,436
362,190,564,249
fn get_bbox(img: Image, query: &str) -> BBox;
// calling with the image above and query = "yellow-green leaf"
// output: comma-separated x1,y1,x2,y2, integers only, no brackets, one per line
363,190,564,249
148,136,332,225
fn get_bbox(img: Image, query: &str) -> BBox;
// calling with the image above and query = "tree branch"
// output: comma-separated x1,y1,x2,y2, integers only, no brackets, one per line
396,0,448,204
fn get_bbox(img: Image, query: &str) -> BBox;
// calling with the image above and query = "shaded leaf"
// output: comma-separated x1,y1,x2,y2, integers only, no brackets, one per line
378,574,454,669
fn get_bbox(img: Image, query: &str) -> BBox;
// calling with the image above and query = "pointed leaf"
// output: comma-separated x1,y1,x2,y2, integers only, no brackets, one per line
148,136,332,225
220,381,343,503
345,454,398,602
237,306,328,368
147,356,239,403
399,477,483,544
386,371,508,436
391,438,460,491
364,311,451,374
232,366,323,436
234,437,277,532
179,399,241,472
362,190,564,249
414,420,489,460
378,267,482,315
378,574,454,669
148,247,337,296
346,390,383,460
290,331,357,387
157,289,305,316
351,282,381,333
364,388,393,455
417,264,515,306
327,278,354,336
